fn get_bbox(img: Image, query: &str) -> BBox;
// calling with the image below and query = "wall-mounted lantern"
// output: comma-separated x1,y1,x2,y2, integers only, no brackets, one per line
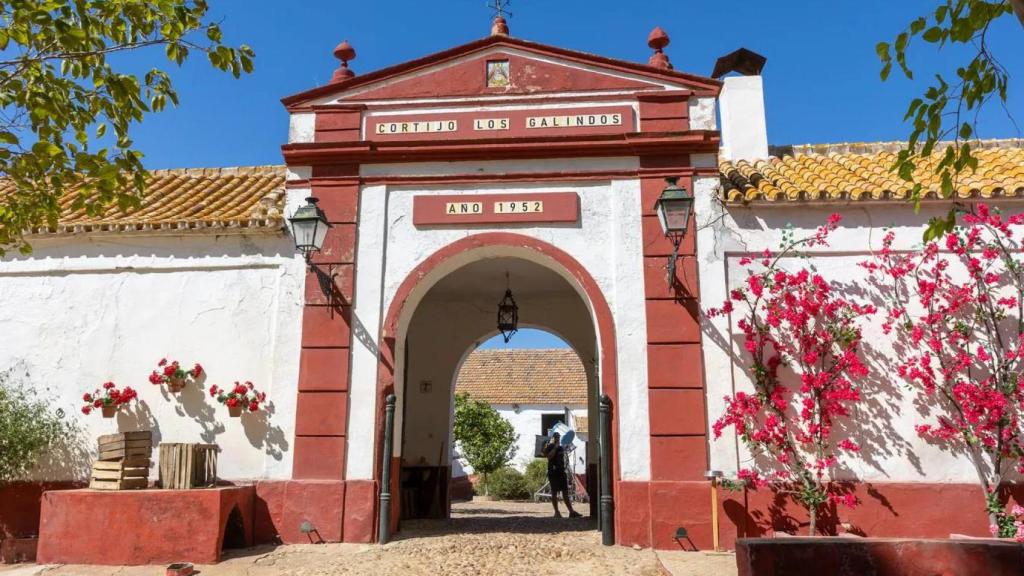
496,272,519,343
653,177,694,287
287,197,331,264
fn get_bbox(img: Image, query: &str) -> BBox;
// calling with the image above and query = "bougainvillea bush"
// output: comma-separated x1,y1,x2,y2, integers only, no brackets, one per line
863,204,1024,540
81,382,138,416
209,381,266,414
708,215,875,535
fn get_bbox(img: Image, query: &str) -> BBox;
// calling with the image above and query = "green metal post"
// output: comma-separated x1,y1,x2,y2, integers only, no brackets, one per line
378,394,396,545
599,394,614,546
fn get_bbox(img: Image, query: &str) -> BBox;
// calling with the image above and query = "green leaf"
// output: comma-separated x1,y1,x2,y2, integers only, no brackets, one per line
922,27,943,43
959,122,973,140
880,62,892,81
875,41,891,60
0,132,19,145
31,141,63,157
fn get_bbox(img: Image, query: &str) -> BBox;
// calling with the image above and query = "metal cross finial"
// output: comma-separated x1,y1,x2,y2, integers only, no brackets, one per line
488,0,512,19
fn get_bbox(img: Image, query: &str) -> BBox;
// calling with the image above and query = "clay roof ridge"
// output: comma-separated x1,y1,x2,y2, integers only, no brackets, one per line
769,138,1024,159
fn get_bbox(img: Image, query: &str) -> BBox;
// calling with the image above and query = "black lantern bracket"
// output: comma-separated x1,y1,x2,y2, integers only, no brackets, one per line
652,177,694,289
287,197,345,303
287,196,332,268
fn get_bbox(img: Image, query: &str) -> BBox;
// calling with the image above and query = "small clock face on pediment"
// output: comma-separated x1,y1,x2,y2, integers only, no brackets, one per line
486,59,510,88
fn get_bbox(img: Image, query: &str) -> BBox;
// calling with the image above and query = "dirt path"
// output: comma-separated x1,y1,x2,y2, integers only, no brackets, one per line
4,500,735,576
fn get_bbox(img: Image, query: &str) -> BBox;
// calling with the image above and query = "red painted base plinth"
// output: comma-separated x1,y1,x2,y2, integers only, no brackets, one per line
253,479,377,545
736,537,1024,576
1,537,37,564
37,487,254,565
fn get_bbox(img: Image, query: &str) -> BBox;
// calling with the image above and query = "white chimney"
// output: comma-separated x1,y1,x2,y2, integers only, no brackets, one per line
713,48,769,162
719,76,769,162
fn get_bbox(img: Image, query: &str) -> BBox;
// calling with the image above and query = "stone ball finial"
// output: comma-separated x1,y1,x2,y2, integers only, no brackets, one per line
331,40,356,82
647,27,672,70
491,15,510,36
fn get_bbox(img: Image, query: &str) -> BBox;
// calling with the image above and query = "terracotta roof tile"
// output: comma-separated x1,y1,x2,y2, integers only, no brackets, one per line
455,349,587,405
721,139,1024,203
4,165,287,236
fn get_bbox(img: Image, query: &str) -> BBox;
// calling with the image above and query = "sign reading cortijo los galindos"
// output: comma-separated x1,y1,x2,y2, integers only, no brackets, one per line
371,106,631,138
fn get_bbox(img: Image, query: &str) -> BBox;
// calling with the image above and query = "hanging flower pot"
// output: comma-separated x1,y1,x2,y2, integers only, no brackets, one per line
81,382,138,418
149,358,203,393
210,382,267,418
167,376,186,393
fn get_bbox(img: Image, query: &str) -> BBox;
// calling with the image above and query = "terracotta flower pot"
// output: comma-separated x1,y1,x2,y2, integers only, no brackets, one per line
167,377,186,393
101,405,117,418
228,405,243,418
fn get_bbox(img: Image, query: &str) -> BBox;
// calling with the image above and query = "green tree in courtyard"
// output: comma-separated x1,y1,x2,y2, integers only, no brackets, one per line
0,0,255,254
0,366,76,485
877,1,1023,239
453,393,518,495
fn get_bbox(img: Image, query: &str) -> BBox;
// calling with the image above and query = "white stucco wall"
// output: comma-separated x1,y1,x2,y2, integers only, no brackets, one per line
0,233,305,481
346,159,651,481
697,197,1024,483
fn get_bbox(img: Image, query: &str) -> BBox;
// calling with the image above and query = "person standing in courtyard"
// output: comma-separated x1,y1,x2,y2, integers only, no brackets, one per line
542,432,582,518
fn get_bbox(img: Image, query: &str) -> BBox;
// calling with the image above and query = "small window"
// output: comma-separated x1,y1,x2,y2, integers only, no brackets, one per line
541,413,565,436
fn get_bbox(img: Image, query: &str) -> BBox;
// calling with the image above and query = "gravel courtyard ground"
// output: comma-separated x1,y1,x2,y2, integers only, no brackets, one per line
2,500,735,576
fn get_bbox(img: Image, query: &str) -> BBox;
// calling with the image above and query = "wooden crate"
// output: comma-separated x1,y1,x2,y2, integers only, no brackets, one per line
89,459,150,491
89,477,148,491
158,443,218,490
97,431,153,462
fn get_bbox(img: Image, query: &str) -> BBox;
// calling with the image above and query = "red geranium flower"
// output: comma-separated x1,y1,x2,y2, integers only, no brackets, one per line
81,406,92,415
82,393,92,402
159,358,167,366
102,381,115,390
226,397,240,408
248,402,259,412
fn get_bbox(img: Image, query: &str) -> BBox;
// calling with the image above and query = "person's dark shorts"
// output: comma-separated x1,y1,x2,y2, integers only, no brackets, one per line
548,472,568,492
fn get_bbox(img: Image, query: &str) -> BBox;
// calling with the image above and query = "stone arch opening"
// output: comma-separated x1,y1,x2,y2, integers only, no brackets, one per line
374,233,619,536
221,505,247,551
447,327,597,505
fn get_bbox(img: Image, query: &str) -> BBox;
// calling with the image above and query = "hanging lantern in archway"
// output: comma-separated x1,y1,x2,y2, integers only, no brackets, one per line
497,272,519,343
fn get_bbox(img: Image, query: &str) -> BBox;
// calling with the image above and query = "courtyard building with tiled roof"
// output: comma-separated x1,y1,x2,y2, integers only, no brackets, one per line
3,14,1024,565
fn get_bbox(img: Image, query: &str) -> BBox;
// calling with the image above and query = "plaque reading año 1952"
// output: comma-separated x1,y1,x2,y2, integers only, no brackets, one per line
414,193,578,227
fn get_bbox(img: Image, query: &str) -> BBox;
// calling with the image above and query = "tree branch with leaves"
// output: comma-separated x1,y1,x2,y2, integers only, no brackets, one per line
0,0,254,254
876,0,1020,241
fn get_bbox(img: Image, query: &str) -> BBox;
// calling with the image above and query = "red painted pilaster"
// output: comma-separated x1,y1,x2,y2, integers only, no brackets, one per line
292,168,360,481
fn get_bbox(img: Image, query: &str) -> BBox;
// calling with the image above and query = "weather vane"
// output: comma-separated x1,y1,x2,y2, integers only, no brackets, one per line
488,0,512,20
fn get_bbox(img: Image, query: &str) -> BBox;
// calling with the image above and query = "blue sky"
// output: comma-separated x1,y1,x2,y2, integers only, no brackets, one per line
117,0,1022,170
478,328,569,349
